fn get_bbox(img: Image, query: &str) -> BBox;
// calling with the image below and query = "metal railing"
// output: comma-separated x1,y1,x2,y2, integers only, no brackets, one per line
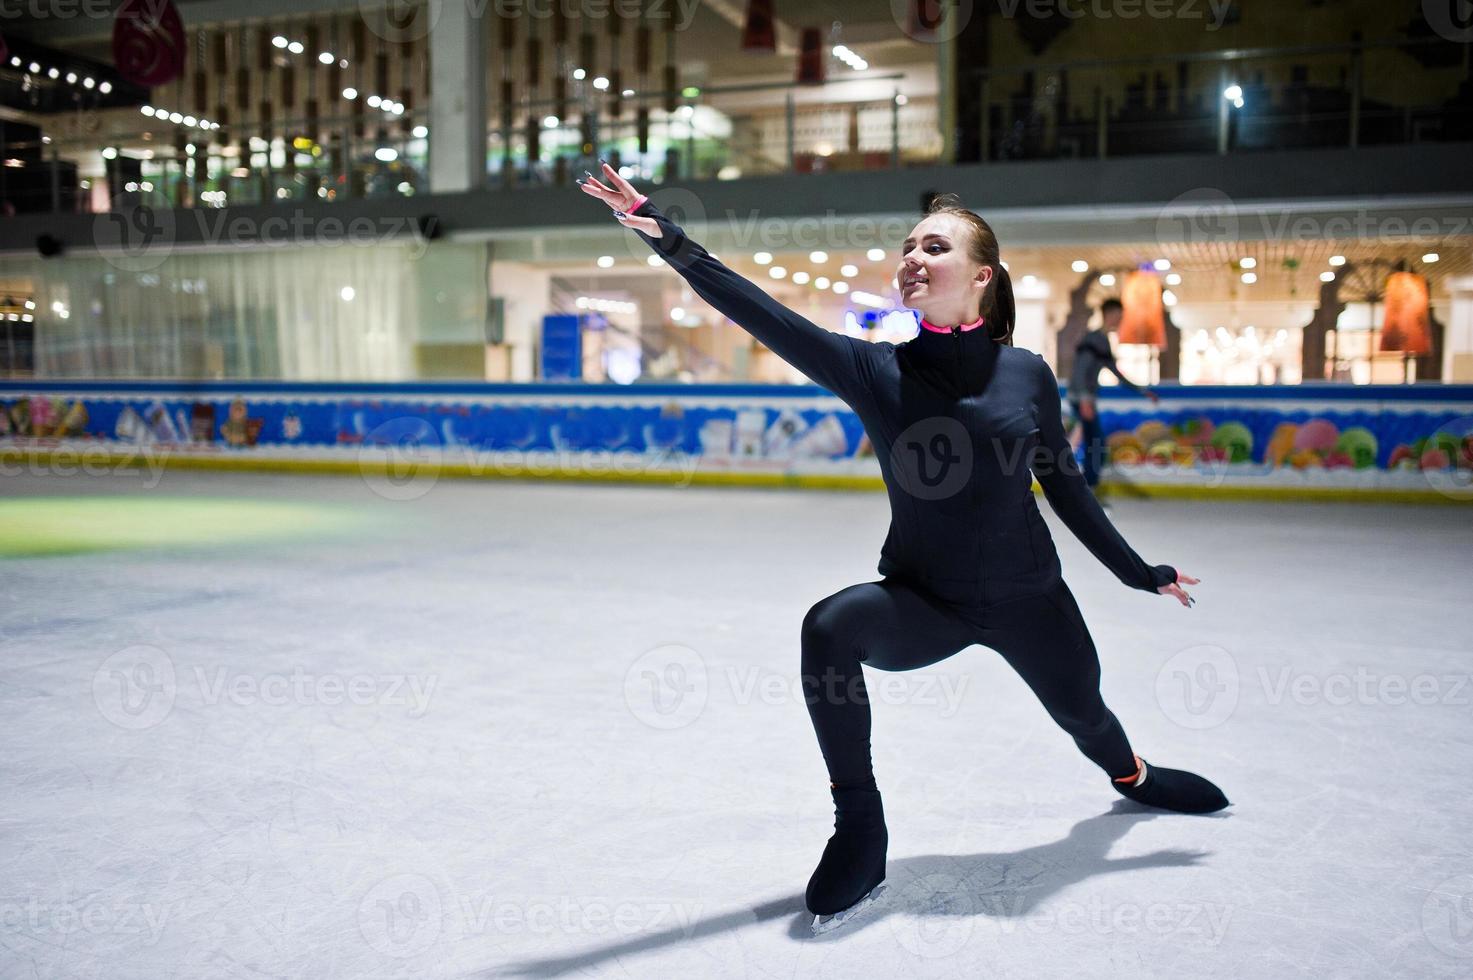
965,36,1472,163
1,112,430,214
481,72,932,188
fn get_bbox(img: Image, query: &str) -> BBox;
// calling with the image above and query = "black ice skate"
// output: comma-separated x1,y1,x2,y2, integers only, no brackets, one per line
806,780,888,934
1112,755,1230,813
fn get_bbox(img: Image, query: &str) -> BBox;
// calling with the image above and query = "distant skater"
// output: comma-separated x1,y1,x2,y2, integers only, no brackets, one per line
1070,298,1161,504
579,164,1228,933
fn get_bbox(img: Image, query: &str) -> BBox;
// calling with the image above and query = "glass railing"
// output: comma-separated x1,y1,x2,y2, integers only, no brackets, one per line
5,36,1468,215
1,112,430,214
963,37,1471,162
481,73,933,188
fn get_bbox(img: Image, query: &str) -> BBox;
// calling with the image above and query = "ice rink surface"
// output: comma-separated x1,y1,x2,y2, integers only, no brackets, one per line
2,468,1470,979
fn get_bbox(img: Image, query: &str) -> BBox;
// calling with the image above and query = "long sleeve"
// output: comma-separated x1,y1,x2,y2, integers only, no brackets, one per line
1028,353,1176,593
1101,355,1146,396
1091,333,1145,396
629,197,880,406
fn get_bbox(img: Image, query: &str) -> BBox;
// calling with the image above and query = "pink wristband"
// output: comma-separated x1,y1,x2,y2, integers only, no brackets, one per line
629,193,648,212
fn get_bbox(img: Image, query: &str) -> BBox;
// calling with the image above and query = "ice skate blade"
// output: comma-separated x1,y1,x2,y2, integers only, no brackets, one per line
810,882,887,935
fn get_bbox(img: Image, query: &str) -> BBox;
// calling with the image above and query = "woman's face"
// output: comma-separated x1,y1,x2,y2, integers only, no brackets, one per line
898,214,991,317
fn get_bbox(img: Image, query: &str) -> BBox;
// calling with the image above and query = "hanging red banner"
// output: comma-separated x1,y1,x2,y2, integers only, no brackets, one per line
910,0,946,36
112,0,186,87
1380,271,1432,355
1119,270,1166,346
796,27,824,85
742,0,775,52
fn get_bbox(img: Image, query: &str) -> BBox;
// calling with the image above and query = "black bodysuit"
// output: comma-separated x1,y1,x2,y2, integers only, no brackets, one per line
632,197,1177,785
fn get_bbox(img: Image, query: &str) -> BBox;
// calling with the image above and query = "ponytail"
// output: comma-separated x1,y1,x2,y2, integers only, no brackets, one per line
988,264,1016,347
924,192,1014,346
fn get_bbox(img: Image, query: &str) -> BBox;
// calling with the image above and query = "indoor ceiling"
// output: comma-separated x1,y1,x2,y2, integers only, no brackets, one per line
539,237,1472,319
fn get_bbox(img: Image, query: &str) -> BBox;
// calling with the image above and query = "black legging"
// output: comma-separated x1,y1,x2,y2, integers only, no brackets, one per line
800,574,1138,786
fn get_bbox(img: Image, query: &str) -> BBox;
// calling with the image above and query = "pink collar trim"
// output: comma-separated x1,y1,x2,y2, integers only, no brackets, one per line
919,314,986,334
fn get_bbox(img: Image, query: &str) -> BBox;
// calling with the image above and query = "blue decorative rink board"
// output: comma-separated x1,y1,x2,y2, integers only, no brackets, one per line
2,381,1471,500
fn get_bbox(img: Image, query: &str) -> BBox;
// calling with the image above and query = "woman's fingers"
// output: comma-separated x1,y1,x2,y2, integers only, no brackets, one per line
1159,582,1194,607
577,176,618,205
601,160,637,199
615,212,659,236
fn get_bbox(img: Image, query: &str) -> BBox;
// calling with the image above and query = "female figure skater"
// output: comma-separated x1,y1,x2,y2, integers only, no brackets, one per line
578,163,1229,933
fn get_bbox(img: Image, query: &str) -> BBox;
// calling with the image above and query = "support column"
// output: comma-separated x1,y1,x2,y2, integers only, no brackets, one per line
1012,276,1054,366
1443,276,1473,382
429,1,486,194
489,259,553,382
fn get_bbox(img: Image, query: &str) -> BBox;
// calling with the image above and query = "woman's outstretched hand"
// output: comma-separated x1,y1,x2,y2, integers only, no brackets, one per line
577,161,659,236
1158,571,1200,608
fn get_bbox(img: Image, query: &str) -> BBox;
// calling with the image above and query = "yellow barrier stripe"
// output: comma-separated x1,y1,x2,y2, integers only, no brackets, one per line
3,447,1470,503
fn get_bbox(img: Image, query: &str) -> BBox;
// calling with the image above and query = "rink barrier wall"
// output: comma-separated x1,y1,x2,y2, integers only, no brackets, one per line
2,380,1471,503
